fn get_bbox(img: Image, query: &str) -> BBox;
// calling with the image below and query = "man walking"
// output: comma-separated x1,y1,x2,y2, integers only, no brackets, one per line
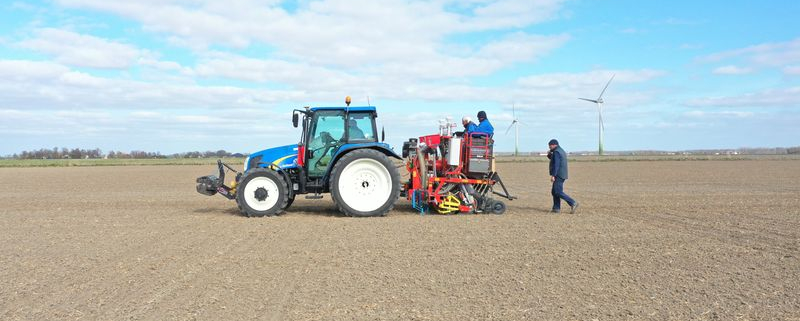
548,139,578,214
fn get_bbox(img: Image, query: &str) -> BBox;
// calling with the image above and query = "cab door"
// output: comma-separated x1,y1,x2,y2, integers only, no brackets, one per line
306,110,346,177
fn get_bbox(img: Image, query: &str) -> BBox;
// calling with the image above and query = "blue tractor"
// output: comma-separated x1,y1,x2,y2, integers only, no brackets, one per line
196,102,402,217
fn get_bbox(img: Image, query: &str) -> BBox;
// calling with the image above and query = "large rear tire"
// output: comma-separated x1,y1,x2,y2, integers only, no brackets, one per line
236,168,289,217
330,149,400,217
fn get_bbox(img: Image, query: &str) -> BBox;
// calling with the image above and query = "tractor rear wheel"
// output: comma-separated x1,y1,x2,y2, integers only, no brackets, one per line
236,168,289,217
330,149,400,217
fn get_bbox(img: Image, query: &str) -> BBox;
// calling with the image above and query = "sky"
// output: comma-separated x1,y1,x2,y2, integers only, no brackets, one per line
0,0,799,155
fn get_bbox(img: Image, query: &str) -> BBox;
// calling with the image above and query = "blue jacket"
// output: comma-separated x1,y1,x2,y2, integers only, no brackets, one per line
464,121,478,133
549,146,568,179
475,119,494,136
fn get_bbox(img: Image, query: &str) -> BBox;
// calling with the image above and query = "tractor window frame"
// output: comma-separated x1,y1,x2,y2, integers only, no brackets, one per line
345,111,378,143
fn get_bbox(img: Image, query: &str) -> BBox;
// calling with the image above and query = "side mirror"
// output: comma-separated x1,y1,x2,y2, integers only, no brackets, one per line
381,126,385,142
292,113,299,128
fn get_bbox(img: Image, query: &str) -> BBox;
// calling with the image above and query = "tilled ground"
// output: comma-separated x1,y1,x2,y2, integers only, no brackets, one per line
1,161,798,320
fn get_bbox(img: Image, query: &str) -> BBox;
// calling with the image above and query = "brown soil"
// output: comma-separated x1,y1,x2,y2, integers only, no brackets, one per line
1,161,799,320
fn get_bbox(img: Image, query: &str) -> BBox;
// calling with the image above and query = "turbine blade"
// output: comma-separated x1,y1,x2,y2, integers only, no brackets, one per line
598,74,615,100
512,103,516,118
579,98,598,103
505,122,514,135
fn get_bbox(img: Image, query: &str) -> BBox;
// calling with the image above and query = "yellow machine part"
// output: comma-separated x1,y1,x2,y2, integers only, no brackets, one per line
436,194,461,214
230,180,238,195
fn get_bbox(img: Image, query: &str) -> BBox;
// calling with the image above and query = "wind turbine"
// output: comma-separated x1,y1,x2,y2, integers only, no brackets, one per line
505,104,522,156
579,74,615,156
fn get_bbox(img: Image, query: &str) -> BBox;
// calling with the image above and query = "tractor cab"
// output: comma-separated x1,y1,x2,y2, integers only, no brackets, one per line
296,107,380,178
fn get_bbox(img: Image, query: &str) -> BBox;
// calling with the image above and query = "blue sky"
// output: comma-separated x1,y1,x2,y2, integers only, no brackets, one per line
1,0,798,155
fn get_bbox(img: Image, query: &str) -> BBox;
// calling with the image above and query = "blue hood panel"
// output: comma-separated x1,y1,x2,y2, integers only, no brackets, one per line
245,144,299,171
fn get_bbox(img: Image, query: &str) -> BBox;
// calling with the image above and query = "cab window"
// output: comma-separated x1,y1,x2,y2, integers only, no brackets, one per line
347,112,376,142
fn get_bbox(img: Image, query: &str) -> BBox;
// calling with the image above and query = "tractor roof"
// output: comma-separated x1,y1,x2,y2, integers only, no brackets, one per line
310,106,376,112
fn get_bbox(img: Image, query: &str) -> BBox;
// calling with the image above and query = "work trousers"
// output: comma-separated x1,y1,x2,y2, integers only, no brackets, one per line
551,177,575,210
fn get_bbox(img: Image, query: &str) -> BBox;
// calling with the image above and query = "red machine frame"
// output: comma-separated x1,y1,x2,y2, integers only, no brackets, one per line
403,129,514,214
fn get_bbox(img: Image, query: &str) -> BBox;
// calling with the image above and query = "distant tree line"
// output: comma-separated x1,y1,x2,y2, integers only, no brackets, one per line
8,148,246,159
13,147,103,159
733,147,800,155
622,147,800,156
107,151,167,159
170,150,245,158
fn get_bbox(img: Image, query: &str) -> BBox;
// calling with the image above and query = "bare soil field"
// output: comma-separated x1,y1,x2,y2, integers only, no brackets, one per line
1,161,798,320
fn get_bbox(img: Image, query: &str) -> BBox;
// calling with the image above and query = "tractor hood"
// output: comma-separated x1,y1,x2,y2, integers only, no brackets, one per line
244,144,299,171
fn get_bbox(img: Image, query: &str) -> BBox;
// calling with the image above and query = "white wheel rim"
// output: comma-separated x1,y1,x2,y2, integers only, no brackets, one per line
338,158,392,213
243,176,280,211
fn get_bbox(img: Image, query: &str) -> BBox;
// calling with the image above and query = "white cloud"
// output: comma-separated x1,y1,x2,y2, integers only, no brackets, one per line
700,37,800,75
187,51,355,86
784,65,800,76
130,111,160,118
687,86,800,108
0,59,310,111
138,58,190,73
512,69,667,109
42,0,573,102
176,30,568,98
0,57,671,154
59,71,107,87
17,28,146,69
0,59,69,81
53,0,569,68
712,65,752,75
516,69,665,88
7,0,704,154
465,0,566,30
476,32,569,63
683,110,754,118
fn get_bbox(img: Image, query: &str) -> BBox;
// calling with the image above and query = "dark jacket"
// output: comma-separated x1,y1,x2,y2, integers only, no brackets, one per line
548,146,568,179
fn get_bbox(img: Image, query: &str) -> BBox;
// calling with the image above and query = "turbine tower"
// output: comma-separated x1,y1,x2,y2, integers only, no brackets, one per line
579,74,615,156
505,104,521,156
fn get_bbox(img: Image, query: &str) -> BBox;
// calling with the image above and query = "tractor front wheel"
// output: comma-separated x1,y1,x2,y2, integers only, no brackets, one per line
330,149,400,217
236,168,289,217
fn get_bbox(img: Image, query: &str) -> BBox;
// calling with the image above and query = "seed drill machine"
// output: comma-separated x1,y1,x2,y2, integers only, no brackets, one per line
401,118,515,214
